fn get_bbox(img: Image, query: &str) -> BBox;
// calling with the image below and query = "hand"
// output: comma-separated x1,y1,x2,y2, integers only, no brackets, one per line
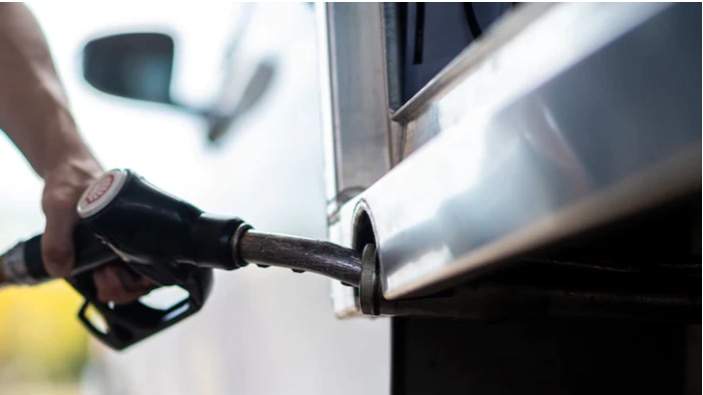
92,263,157,304
41,159,155,303
41,158,102,277
0,4,155,304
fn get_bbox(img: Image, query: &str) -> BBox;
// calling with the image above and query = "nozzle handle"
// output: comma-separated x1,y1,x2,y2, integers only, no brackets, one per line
23,223,118,281
77,169,246,270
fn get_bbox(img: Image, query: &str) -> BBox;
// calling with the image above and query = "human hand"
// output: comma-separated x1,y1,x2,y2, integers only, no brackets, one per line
0,3,155,304
41,159,155,303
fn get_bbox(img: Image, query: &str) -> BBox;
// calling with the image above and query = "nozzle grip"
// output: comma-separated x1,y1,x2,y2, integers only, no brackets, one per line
66,169,224,350
79,170,247,269
68,260,213,351
23,223,117,281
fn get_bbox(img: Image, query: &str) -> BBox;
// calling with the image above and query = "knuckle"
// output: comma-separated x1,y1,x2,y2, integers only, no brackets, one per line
97,290,116,303
112,295,134,305
95,268,129,300
93,266,147,303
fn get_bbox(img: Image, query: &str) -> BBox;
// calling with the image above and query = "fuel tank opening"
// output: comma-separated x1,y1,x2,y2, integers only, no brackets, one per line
353,203,382,315
352,204,377,253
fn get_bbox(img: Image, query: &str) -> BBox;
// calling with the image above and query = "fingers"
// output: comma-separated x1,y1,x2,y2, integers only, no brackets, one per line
93,265,156,304
40,157,103,277
39,162,157,305
41,203,77,277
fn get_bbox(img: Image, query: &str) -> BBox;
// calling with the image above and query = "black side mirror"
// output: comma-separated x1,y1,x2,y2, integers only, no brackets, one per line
83,33,175,104
81,30,277,145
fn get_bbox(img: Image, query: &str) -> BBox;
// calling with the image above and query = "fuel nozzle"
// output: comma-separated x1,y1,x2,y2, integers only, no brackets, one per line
0,169,364,350
76,169,247,273
78,169,363,286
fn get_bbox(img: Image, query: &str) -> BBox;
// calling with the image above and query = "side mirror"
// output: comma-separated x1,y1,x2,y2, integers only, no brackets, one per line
83,33,175,104
82,31,277,145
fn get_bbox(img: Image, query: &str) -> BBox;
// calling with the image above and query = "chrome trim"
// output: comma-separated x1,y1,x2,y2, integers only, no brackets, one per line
343,3,700,299
391,3,555,124
316,3,392,218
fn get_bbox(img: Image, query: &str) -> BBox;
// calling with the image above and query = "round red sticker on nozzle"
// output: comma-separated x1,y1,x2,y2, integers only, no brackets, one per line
77,169,128,219
84,174,114,205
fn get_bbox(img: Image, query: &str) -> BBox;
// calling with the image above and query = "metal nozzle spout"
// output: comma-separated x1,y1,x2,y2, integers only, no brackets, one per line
235,230,363,286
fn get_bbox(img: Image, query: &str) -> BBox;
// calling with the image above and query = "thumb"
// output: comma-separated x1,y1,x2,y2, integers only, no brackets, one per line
42,207,77,278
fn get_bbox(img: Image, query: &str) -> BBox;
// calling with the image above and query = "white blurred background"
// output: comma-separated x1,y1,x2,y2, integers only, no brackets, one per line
0,3,389,394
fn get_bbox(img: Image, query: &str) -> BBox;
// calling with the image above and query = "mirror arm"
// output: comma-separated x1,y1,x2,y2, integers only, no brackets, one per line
168,100,229,124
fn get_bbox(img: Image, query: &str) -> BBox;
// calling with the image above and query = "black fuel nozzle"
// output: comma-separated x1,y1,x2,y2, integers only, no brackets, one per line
1,169,363,350
4,169,244,350
77,169,249,271
77,169,363,286
60,169,254,350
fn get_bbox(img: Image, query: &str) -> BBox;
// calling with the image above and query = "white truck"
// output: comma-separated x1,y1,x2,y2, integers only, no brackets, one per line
81,3,701,394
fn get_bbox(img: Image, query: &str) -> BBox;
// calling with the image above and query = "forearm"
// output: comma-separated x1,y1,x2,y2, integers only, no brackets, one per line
0,3,95,177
